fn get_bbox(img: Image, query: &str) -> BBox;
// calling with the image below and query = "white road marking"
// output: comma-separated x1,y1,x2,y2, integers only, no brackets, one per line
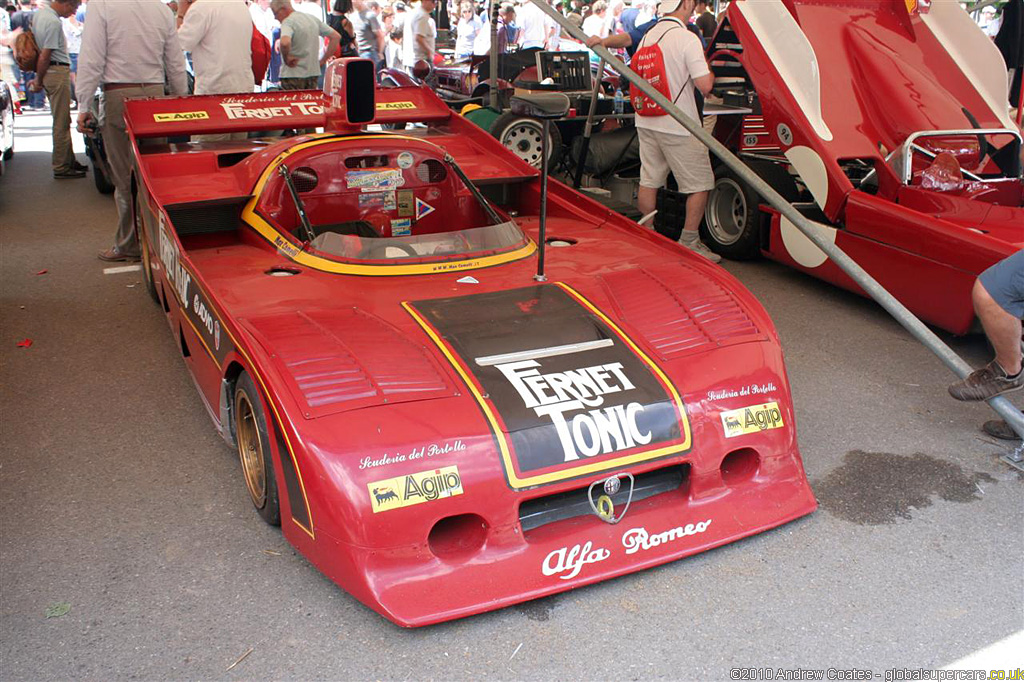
103,265,142,274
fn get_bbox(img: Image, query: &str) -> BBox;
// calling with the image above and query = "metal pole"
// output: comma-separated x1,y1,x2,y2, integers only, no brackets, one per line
526,0,1024,443
489,0,500,110
536,118,550,281
573,57,606,189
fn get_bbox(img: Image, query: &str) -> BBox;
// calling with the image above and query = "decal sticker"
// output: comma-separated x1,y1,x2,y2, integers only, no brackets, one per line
358,439,467,470
706,382,777,401
415,197,435,220
367,465,464,513
621,520,712,555
156,220,232,364
153,111,209,122
390,218,412,236
346,168,404,192
542,542,611,580
396,151,414,169
397,190,415,217
220,100,323,119
720,402,784,438
358,191,397,210
407,284,690,489
376,101,416,110
456,276,479,284
426,187,441,201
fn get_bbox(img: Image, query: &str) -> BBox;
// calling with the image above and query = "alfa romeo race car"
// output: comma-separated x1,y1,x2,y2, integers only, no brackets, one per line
124,60,815,626
698,0,1023,334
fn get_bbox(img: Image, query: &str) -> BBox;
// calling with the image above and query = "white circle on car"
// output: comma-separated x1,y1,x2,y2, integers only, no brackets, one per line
780,145,834,269
780,217,836,269
397,152,414,169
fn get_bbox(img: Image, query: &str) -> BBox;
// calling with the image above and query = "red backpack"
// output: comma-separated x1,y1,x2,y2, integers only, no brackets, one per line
250,23,271,84
631,19,685,117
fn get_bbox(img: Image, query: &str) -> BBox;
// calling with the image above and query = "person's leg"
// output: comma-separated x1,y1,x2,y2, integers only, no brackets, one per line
975,276,1022,376
100,85,163,259
637,127,667,225
43,66,76,174
663,132,719,263
949,251,1024,401
69,53,78,108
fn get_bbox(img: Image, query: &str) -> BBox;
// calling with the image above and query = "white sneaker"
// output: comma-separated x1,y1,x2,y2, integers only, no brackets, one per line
679,233,722,263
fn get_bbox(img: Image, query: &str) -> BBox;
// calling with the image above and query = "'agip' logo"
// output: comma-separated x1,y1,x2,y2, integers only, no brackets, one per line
376,101,416,110
153,111,210,122
720,402,784,438
367,466,463,513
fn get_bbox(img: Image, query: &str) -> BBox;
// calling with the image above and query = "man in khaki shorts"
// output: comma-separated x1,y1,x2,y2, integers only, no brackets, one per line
632,0,718,262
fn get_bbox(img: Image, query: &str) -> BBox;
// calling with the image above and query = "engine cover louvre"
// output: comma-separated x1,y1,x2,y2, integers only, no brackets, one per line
602,266,763,360
241,309,455,418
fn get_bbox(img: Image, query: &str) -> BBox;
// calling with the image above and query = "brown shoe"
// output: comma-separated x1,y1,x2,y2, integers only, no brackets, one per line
948,360,1024,401
98,248,141,263
983,420,1023,441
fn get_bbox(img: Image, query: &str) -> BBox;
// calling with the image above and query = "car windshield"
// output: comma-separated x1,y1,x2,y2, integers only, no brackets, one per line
308,221,527,262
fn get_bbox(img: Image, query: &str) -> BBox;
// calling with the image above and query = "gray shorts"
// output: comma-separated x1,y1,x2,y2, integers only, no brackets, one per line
980,249,1024,318
638,128,714,194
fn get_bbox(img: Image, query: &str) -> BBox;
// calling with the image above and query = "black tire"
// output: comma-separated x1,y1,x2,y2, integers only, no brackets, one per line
140,229,159,304
134,192,160,303
234,372,281,527
700,160,799,260
491,112,561,169
93,160,115,194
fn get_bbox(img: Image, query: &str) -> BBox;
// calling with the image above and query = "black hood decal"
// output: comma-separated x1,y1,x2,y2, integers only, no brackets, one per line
405,283,691,490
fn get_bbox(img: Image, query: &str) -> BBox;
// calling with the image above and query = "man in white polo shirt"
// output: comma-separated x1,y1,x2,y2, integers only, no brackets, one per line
632,0,718,262
402,0,435,75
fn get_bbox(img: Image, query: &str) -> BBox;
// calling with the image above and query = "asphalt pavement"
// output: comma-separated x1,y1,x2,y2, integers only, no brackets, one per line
1,111,1021,681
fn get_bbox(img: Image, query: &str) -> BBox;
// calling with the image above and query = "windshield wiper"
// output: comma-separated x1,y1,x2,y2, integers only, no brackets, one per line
278,163,317,247
443,153,505,226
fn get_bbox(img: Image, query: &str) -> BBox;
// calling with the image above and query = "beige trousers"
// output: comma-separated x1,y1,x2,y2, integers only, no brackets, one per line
102,84,164,255
42,65,75,173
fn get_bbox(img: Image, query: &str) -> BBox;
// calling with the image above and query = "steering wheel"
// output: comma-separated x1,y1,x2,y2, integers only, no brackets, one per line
358,241,420,259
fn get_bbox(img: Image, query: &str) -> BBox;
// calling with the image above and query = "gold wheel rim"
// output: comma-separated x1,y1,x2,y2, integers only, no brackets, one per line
235,390,267,509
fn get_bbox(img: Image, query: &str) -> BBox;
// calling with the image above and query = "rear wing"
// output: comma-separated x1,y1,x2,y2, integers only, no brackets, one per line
124,60,452,139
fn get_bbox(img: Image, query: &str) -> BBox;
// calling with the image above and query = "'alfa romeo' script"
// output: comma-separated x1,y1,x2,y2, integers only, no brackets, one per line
621,520,713,555
496,359,652,462
542,542,611,580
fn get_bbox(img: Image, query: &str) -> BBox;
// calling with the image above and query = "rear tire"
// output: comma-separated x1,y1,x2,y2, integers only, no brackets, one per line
93,160,115,194
234,372,281,527
701,160,799,260
134,193,159,304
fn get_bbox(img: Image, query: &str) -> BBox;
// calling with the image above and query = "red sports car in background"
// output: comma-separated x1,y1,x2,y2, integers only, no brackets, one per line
699,0,1023,335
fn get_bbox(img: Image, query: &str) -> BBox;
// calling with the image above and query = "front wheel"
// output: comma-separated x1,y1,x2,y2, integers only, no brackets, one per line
491,112,561,169
234,372,281,527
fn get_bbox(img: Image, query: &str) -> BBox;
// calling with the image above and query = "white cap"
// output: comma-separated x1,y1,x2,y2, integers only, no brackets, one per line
657,0,684,14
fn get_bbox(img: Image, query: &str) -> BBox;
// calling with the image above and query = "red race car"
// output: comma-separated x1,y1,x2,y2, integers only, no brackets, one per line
123,60,815,627
699,0,1023,335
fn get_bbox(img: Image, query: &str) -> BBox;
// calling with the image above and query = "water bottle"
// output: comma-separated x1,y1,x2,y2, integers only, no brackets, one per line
614,88,625,115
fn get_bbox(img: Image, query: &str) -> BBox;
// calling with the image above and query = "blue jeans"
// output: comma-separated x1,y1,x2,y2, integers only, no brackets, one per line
22,70,45,108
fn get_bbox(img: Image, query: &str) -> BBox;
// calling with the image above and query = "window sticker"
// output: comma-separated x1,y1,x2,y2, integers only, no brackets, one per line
359,191,397,210
391,218,412,236
345,168,405,192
